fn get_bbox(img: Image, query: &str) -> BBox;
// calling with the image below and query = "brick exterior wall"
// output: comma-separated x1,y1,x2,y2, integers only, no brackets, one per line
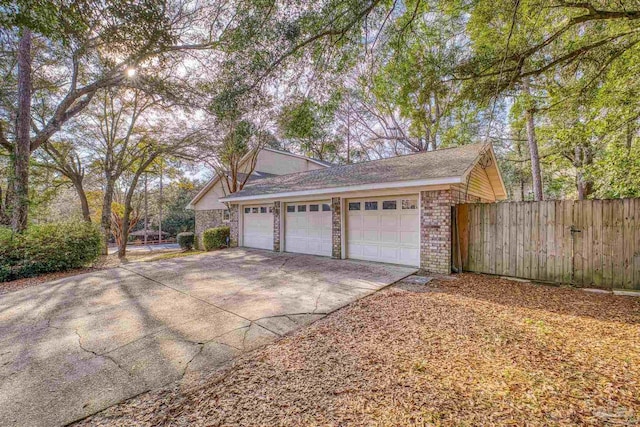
273,201,281,252
195,209,226,249
331,197,342,259
420,190,454,274
229,204,239,247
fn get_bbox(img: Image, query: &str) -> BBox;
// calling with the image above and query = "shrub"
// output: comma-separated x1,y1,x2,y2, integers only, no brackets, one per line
0,221,102,282
177,232,195,251
202,226,230,251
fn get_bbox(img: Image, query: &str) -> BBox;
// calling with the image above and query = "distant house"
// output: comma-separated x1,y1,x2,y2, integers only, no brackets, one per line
217,143,507,273
187,148,333,245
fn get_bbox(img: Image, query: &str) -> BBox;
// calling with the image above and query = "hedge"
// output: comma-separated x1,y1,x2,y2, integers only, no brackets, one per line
177,232,195,250
0,221,102,282
202,226,230,251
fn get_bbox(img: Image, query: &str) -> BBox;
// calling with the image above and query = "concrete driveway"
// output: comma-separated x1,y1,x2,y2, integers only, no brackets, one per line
0,248,415,427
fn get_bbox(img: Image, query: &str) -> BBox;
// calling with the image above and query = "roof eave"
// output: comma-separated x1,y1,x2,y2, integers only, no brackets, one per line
219,176,463,203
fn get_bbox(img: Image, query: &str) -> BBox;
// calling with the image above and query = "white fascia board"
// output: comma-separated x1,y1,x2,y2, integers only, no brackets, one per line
219,177,462,202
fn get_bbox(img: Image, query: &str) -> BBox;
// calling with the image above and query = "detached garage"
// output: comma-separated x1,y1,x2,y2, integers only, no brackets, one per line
222,143,507,274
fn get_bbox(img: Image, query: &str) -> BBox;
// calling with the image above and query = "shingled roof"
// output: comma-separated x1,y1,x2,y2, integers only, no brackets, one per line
221,143,494,201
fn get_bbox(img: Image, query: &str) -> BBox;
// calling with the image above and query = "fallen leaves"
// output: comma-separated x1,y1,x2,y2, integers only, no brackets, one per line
78,274,640,426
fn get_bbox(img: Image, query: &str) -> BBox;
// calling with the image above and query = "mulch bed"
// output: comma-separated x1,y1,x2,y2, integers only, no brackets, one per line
77,274,640,426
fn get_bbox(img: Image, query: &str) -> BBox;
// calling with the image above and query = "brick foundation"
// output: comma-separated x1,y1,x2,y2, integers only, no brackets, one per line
420,190,454,274
331,197,342,259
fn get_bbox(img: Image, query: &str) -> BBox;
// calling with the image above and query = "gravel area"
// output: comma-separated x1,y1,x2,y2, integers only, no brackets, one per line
76,274,640,426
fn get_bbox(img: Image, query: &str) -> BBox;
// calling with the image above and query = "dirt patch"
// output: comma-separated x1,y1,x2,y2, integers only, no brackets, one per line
77,274,640,426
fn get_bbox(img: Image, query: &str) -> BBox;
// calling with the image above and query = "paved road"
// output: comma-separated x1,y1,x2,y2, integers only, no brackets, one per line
107,243,180,254
0,248,415,427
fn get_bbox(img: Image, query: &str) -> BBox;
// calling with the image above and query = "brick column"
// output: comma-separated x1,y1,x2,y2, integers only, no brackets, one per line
420,190,453,274
331,197,342,259
229,204,239,247
273,201,281,252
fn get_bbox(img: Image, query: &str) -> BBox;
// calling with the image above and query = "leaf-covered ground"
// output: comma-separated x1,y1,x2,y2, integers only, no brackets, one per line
78,274,640,426
0,248,185,295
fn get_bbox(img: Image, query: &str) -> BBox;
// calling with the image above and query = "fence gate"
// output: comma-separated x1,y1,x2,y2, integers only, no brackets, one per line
454,199,640,290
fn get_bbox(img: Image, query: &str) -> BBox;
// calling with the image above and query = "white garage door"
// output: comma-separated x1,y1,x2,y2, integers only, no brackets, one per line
347,196,420,266
285,201,332,256
243,205,273,250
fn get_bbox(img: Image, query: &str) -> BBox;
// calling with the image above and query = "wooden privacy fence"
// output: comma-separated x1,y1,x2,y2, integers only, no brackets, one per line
454,199,640,290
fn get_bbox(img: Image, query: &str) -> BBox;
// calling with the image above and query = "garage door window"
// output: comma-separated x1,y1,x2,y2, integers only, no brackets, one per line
244,207,250,214
402,199,417,210
322,204,331,211
287,205,295,213
309,204,319,212
298,205,307,212
260,207,267,213
365,201,378,210
252,207,259,213
383,201,397,210
349,202,360,211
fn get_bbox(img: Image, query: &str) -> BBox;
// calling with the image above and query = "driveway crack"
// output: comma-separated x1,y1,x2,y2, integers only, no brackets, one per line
312,290,324,314
182,343,204,377
74,329,136,380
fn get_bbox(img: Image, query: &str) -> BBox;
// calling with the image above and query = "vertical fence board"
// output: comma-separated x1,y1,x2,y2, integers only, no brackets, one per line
584,201,594,286
517,203,525,278
509,203,518,277
602,201,613,287
563,201,574,284
553,201,563,282
502,204,510,276
532,203,541,280
495,204,503,275
632,199,640,288
592,201,603,287
612,200,624,288
623,199,633,289
523,203,531,279
573,201,584,286
546,201,555,282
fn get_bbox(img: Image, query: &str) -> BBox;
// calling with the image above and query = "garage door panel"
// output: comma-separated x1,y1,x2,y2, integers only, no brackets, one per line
380,246,400,260
284,201,332,257
347,196,419,267
400,215,418,231
380,230,398,243
401,231,419,245
362,216,379,228
243,205,274,250
380,216,398,228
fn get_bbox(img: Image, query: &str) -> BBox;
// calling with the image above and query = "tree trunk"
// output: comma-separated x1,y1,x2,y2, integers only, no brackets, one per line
11,29,32,232
573,145,594,200
117,172,143,258
101,177,116,255
522,78,543,201
72,179,91,222
576,174,593,200
0,184,7,225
